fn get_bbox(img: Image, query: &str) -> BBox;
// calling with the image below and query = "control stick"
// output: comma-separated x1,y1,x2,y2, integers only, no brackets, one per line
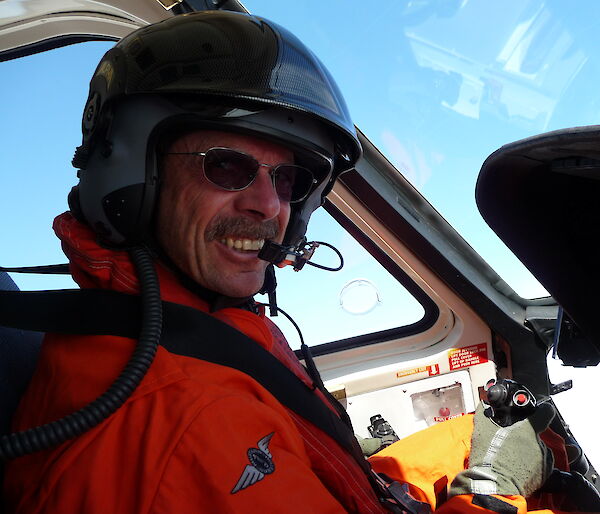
368,414,399,447
482,378,537,427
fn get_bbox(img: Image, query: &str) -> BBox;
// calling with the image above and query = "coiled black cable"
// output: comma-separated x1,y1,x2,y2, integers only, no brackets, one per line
0,246,162,459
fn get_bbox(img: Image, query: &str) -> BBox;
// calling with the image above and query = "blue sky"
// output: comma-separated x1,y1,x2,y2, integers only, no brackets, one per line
244,0,600,300
1,41,111,289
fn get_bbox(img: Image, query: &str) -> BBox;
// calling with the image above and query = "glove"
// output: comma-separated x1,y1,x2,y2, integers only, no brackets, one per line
450,401,556,498
357,435,384,457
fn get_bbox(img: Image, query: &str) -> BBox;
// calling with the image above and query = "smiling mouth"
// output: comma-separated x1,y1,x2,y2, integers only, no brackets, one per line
220,237,265,252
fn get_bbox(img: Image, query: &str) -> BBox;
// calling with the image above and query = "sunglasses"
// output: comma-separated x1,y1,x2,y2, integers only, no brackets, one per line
166,147,319,203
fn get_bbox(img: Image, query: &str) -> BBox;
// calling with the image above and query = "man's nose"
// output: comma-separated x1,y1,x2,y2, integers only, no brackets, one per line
235,169,282,220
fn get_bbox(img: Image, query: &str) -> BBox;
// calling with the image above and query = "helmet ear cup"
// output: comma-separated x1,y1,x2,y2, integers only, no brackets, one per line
101,184,152,244
67,186,86,224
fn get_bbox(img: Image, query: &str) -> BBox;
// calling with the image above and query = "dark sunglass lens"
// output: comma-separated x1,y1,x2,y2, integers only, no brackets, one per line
203,149,258,190
275,166,314,202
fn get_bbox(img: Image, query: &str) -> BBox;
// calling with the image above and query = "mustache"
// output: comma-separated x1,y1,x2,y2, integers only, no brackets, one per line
205,216,280,241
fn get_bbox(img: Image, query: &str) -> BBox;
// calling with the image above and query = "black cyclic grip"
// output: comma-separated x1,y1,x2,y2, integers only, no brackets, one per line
482,378,537,427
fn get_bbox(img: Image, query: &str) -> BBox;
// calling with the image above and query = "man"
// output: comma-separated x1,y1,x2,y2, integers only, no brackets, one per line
3,10,560,514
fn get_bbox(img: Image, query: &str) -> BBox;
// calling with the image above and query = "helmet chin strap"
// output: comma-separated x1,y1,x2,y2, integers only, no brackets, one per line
258,263,278,316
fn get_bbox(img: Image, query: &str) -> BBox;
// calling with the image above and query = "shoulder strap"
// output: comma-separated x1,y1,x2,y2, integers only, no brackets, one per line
161,300,368,466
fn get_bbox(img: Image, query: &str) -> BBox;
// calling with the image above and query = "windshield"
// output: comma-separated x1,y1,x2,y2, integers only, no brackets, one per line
244,0,600,300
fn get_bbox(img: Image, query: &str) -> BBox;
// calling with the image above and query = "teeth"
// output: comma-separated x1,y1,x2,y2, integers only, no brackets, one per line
219,238,265,252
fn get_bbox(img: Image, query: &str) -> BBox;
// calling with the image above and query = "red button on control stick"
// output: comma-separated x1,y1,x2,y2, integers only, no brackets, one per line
515,393,528,405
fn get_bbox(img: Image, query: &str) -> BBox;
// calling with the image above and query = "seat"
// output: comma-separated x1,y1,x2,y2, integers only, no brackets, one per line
0,271,43,435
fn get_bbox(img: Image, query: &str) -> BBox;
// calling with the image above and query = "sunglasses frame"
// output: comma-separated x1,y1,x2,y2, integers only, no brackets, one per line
166,147,320,203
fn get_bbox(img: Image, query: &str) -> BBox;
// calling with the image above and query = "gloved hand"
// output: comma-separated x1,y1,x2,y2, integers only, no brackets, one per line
357,435,384,457
450,401,556,498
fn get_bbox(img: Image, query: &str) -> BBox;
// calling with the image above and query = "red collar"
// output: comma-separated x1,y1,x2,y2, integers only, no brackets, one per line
53,212,209,311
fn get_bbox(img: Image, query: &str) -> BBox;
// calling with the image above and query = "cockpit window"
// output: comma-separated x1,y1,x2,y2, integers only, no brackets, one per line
257,207,428,350
244,0,600,301
1,41,113,291
2,39,432,352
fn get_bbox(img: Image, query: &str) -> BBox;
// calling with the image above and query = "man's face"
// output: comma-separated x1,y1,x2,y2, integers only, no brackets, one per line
156,130,292,298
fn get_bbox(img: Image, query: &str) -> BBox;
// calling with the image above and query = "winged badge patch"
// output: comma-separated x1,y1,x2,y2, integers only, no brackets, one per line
231,432,276,494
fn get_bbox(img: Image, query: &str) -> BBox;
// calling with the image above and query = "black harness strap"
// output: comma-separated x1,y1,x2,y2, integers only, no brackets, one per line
0,290,371,476
0,289,142,336
0,264,70,275
160,300,369,470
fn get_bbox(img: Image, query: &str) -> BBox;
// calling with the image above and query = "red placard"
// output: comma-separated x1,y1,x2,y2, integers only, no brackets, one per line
448,343,488,370
396,363,440,379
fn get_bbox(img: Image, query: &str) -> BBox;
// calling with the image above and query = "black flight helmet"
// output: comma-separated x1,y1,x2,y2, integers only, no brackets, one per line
70,11,361,259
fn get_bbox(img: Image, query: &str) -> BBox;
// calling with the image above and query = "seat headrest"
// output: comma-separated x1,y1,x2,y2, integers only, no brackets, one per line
477,126,600,361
